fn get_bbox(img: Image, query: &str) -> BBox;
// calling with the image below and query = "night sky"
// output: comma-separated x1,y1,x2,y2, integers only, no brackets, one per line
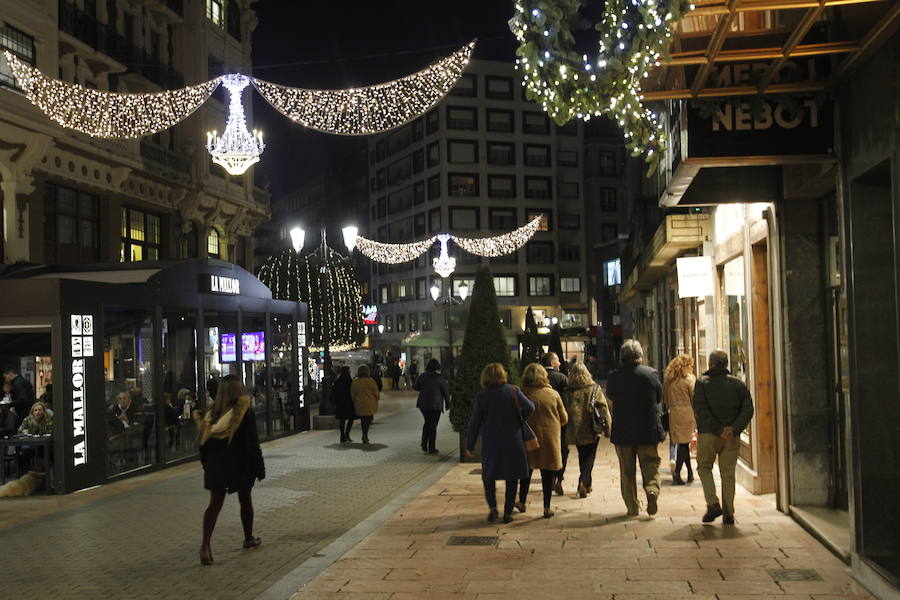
250,0,519,198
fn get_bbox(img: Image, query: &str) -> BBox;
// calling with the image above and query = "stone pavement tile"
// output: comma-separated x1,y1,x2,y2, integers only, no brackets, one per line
778,580,873,596
725,596,813,600
719,567,776,581
288,593,391,600
636,556,701,568
698,557,782,569
594,579,693,594
689,579,786,595
384,567,468,581
462,567,515,581
474,592,609,600
388,593,478,600
342,548,416,559
651,546,722,557
613,595,718,600
625,567,724,581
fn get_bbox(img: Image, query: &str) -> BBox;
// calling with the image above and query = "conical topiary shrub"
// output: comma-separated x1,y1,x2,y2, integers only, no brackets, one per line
449,265,510,435
520,306,541,369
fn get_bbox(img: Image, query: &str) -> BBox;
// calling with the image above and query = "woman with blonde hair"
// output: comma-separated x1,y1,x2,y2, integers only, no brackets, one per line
516,363,568,518
564,362,612,497
194,374,265,565
663,354,697,485
466,363,534,523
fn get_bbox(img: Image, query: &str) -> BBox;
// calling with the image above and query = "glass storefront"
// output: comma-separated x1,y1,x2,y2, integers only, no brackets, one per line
162,310,199,462
242,313,268,438
269,315,294,434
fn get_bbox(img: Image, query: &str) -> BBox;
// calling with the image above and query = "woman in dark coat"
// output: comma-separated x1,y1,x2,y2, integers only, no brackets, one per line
194,374,266,565
332,366,355,443
466,363,534,523
414,359,449,454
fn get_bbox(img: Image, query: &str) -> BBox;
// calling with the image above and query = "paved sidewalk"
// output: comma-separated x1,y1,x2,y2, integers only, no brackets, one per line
0,391,458,600
289,439,873,600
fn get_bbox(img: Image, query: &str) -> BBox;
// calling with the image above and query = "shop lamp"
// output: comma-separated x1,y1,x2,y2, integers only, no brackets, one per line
543,317,551,327
430,284,441,301
378,324,385,334
341,226,358,252
551,316,558,325
290,227,305,253
458,282,469,301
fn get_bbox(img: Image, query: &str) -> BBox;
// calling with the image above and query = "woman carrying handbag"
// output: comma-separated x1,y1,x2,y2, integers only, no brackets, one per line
564,363,612,498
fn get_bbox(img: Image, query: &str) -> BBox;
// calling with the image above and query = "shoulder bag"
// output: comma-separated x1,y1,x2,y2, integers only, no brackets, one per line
589,384,609,436
510,385,540,451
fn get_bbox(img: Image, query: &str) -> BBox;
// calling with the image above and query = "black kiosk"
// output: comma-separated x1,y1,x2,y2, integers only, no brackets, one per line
0,259,308,493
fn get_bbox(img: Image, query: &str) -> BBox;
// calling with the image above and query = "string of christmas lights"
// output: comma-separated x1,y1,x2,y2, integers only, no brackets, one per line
453,214,543,257
354,235,436,264
3,51,220,139
251,41,475,135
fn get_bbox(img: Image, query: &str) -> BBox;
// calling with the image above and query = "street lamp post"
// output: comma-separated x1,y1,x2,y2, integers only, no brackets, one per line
430,281,469,379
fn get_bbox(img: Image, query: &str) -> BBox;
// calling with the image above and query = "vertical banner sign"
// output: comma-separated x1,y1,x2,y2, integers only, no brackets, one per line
69,314,94,467
297,322,307,408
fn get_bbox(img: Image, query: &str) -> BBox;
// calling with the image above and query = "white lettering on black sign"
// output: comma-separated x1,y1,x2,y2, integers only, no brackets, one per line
69,314,93,466
209,275,241,295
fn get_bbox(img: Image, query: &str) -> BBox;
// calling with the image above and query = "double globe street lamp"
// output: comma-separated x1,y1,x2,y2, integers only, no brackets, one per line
430,280,469,379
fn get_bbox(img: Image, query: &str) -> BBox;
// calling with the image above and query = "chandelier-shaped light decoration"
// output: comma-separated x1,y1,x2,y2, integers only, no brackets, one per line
432,234,457,278
453,214,543,257
2,51,220,138
206,74,265,176
252,41,474,135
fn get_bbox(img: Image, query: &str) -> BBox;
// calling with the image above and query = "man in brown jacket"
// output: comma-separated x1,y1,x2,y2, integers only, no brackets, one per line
693,349,754,525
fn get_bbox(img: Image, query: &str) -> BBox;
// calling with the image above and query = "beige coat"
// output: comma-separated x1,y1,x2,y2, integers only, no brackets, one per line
351,377,380,416
664,375,696,444
522,385,569,471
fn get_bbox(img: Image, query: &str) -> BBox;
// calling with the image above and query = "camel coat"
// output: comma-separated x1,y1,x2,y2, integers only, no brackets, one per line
522,385,569,471
351,376,380,417
664,375,696,444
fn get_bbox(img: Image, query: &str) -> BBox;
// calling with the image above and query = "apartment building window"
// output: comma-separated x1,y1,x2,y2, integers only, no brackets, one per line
421,311,432,332
107,0,118,28
376,140,386,162
526,210,551,231
601,223,619,241
598,151,616,176
376,168,386,190
206,0,224,27
226,0,241,39
207,227,221,258
389,217,412,241
428,207,441,232
557,122,578,135
412,117,424,141
416,277,427,300
488,175,515,198
387,127,412,156
448,173,478,197
379,284,389,304
385,314,393,332
447,106,477,130
426,109,439,134
526,241,554,264
524,176,552,199
523,112,550,134
409,313,418,332
558,181,579,198
427,175,440,200
377,196,387,219
449,73,476,97
0,26,36,88
493,275,517,297
559,213,580,229
414,181,425,205
524,144,551,167
448,139,478,164
600,188,617,211
486,109,514,132
43,184,100,264
560,276,581,293
426,142,440,167
485,76,514,100
500,309,512,329
388,186,412,213
487,141,515,165
396,314,406,332
414,213,426,236
453,278,476,297
121,207,161,262
558,150,578,166
450,207,479,230
560,245,580,261
489,208,516,230
412,149,424,173
528,275,554,296
393,280,413,301
387,156,412,186
489,251,518,265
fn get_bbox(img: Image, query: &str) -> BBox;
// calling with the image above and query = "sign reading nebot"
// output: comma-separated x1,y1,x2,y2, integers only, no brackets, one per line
69,314,94,467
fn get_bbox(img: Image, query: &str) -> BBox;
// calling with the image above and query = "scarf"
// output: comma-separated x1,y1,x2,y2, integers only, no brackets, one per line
193,396,250,447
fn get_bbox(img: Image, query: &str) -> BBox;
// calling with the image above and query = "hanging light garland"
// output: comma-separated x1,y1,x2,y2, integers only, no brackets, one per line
3,51,220,138
354,235,436,264
454,214,543,257
509,0,693,172
252,41,474,135
207,74,266,175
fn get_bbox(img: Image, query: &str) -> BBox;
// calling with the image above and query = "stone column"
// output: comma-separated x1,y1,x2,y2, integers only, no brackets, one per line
2,177,30,263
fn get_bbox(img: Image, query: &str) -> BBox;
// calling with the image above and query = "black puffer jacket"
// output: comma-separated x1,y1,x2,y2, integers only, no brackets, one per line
199,397,265,493
414,371,449,411
606,363,664,446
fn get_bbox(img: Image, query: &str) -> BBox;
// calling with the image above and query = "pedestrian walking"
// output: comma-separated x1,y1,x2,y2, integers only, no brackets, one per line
466,363,534,523
541,352,569,495
332,366,355,443
351,364,380,444
606,339,665,517
693,349,754,525
414,359,449,454
3,366,34,428
194,374,265,565
664,354,697,485
516,363,568,518
564,362,611,498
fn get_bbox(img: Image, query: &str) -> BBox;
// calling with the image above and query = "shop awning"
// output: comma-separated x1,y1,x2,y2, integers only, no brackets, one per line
621,213,710,301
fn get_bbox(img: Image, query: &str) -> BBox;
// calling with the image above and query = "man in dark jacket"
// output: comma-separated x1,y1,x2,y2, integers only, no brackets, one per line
693,349,754,524
3,366,35,428
606,340,664,516
414,359,449,454
542,352,569,494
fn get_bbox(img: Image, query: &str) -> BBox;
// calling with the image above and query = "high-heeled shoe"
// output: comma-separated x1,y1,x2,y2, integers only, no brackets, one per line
243,537,262,549
200,546,213,565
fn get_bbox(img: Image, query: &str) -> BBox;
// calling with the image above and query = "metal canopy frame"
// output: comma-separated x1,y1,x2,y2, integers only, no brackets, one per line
641,0,900,100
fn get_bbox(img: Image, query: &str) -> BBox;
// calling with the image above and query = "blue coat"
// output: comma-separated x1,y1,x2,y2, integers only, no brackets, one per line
466,384,534,480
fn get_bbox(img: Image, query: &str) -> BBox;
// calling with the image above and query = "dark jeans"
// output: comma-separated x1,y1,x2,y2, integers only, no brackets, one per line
675,442,692,478
556,425,569,482
483,478,517,515
419,409,441,452
519,469,555,508
576,439,600,488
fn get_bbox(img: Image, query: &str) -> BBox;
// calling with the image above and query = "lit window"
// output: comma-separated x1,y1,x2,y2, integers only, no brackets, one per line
528,276,553,296
206,0,224,27
121,207,160,262
0,25,36,88
493,276,516,297
208,228,221,258
526,211,550,231
560,277,581,293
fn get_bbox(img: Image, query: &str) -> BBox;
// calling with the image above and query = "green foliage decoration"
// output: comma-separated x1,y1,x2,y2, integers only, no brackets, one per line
449,265,511,432
509,0,694,173
520,306,541,369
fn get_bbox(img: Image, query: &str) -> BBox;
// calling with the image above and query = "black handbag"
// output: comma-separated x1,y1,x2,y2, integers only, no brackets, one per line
589,385,609,436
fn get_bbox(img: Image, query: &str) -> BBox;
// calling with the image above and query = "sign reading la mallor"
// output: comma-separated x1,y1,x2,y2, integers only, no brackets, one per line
69,314,94,467
199,274,241,295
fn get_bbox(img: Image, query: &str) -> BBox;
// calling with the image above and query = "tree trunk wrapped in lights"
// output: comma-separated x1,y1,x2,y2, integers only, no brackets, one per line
257,248,364,352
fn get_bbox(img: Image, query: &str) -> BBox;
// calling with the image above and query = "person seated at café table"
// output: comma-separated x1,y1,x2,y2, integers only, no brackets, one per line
18,401,52,436
108,391,143,430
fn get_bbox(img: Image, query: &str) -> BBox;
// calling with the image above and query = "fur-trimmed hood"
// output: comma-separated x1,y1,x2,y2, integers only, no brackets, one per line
193,395,251,447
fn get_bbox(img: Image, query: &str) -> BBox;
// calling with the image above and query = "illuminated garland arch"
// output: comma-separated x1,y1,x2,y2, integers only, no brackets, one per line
509,0,693,172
